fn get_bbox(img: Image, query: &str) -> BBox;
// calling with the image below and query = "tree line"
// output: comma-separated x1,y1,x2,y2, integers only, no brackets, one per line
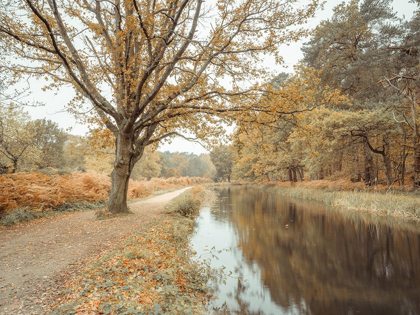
0,105,219,179
232,0,420,188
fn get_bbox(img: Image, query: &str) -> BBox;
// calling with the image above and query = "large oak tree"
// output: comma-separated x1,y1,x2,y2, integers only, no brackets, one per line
0,0,319,213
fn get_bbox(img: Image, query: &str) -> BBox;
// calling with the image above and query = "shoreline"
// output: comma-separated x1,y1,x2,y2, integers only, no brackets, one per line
255,182,420,222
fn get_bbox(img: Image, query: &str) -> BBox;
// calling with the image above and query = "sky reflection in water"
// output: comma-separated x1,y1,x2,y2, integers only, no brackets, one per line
191,186,420,315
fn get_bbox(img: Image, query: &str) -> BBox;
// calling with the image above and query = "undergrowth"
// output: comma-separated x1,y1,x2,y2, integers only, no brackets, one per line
164,186,206,218
0,201,106,227
51,187,209,314
0,171,209,226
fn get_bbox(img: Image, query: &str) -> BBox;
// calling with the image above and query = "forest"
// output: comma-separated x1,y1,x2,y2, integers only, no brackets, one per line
231,0,420,187
0,0,419,314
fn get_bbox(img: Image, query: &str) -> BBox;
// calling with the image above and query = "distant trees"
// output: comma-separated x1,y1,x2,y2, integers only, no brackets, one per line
0,104,72,173
210,145,235,182
32,119,67,169
232,68,345,182
158,151,215,179
133,149,162,180
301,0,420,187
0,104,40,172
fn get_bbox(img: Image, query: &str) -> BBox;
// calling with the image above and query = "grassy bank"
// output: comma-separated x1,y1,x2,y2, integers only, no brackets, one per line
258,182,420,221
51,187,209,314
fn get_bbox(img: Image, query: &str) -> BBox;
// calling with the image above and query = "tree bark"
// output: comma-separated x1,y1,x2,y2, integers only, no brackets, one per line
382,136,393,187
297,167,304,181
292,167,297,182
363,140,375,186
12,159,18,173
401,132,407,185
108,132,138,214
414,135,420,187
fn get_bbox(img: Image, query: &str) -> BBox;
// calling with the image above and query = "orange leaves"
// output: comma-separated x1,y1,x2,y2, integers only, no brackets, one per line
0,171,206,215
53,218,208,313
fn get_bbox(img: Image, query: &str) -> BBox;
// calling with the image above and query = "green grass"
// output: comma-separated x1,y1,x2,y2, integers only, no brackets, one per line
0,200,107,227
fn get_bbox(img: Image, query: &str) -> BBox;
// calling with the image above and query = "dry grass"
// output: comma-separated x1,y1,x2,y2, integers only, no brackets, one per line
259,181,420,221
269,179,380,191
0,171,210,216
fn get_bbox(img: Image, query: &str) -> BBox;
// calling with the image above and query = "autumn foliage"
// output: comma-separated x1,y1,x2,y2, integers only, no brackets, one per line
52,189,209,314
0,171,208,215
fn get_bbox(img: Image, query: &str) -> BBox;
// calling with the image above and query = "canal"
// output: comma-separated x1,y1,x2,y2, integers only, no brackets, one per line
191,186,420,315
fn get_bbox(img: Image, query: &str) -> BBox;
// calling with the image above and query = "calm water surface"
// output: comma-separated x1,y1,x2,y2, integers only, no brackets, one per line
191,186,420,315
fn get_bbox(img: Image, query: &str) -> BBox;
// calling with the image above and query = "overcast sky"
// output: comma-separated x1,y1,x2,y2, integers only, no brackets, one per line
20,0,417,155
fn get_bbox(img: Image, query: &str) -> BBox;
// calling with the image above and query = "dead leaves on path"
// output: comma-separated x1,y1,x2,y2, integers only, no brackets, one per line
52,219,209,314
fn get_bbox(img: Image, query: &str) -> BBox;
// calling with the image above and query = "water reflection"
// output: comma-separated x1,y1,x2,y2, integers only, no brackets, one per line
191,186,420,315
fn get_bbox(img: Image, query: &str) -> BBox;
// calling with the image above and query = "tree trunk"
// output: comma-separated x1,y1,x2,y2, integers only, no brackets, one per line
382,136,393,187
414,135,420,188
363,140,375,186
292,167,297,182
297,167,304,181
400,131,407,185
12,159,18,173
319,167,324,180
108,132,138,214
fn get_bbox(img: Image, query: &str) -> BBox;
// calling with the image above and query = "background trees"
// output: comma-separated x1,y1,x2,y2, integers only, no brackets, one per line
0,104,40,172
210,145,234,182
231,0,420,188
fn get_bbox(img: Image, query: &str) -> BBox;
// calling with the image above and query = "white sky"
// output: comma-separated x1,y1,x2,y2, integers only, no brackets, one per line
19,0,417,155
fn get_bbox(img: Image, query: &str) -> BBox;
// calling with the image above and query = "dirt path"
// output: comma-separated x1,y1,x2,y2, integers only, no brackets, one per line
0,187,191,315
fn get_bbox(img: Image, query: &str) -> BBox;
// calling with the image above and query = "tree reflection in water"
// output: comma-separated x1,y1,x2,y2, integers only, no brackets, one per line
192,186,420,315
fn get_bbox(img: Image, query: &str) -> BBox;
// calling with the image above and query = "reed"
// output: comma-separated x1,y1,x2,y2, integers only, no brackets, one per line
259,183,420,221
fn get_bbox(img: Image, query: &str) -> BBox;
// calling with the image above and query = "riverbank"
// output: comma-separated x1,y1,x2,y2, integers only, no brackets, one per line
50,186,210,314
257,181,420,221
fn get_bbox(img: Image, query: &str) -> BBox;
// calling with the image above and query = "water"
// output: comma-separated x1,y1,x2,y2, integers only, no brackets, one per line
191,186,420,315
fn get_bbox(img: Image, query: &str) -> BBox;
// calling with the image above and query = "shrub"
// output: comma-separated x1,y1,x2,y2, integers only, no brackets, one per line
165,186,205,218
0,171,210,216
0,208,39,226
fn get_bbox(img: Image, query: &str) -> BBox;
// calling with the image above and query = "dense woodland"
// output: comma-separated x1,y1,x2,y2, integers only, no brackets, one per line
231,0,420,188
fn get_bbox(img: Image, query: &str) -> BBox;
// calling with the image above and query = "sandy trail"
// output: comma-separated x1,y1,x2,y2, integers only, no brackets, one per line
0,187,190,315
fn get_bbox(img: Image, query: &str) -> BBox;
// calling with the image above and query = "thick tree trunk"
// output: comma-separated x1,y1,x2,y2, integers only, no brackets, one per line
108,164,131,213
108,132,139,214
